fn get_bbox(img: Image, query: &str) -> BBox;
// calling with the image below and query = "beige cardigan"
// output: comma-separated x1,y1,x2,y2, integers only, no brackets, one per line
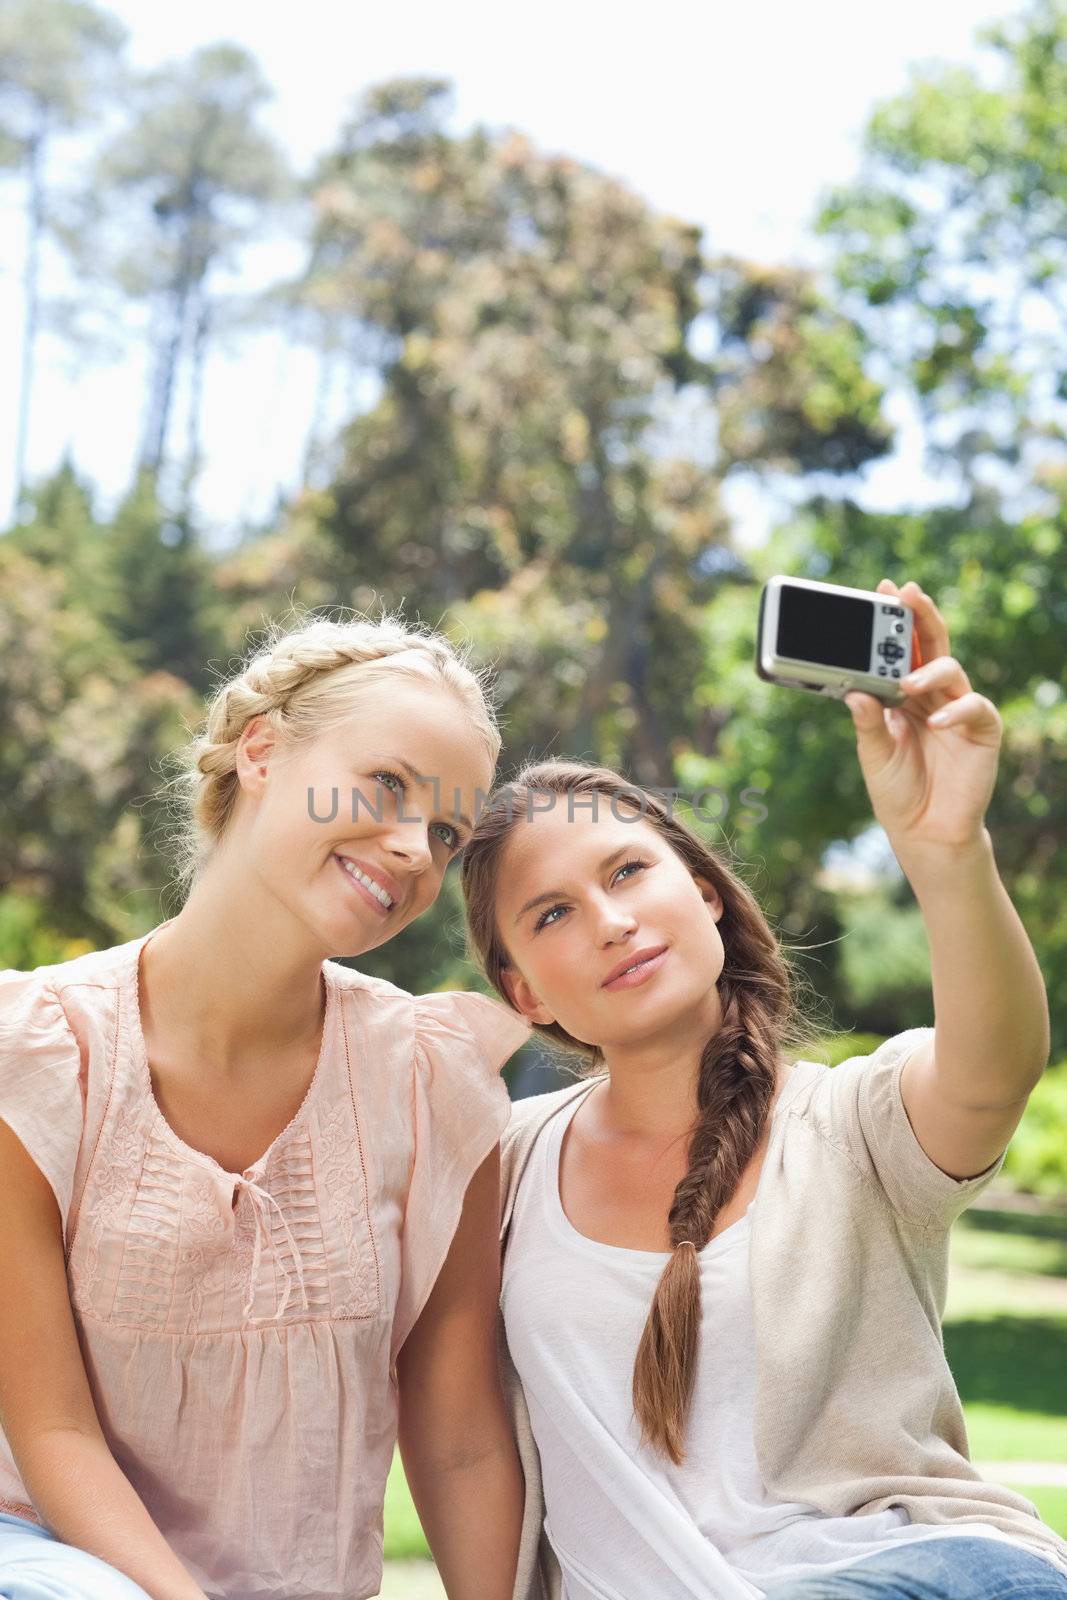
496,1028,1067,1598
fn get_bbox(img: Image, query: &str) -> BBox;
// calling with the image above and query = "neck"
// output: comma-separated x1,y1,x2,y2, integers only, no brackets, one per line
141,854,327,1068
593,990,787,1142
594,988,722,1139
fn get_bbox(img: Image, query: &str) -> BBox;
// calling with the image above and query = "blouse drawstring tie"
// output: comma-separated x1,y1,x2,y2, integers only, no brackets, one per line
233,1173,310,1322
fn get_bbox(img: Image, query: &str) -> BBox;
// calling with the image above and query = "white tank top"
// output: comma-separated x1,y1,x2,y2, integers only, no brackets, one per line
501,1092,1018,1600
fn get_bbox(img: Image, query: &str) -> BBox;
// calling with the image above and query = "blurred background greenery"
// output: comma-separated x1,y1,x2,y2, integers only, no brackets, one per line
2,0,1065,1574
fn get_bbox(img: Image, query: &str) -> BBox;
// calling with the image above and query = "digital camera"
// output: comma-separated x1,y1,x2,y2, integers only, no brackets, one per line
755,576,922,705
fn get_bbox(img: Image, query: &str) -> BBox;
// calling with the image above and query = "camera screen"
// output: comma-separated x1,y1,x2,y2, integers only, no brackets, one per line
776,587,873,670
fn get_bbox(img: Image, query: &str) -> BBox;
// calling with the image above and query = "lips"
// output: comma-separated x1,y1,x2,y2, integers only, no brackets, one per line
601,944,669,987
333,854,402,912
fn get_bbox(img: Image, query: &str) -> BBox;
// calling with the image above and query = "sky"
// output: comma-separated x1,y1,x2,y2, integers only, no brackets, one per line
0,0,1014,542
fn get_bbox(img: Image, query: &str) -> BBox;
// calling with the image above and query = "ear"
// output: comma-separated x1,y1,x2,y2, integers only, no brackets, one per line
501,963,556,1027
235,714,278,798
693,874,724,922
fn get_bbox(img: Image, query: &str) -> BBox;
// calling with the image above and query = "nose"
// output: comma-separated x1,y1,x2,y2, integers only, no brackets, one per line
379,820,436,875
593,894,638,945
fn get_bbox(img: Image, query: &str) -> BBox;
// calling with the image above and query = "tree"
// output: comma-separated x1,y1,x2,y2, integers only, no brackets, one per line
0,0,125,516
87,43,290,506
297,78,891,788
96,472,226,689
795,0,1067,1046
0,534,201,949
816,0,1067,501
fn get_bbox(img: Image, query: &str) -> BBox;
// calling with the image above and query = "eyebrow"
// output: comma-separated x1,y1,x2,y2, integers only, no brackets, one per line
513,845,636,926
385,757,474,837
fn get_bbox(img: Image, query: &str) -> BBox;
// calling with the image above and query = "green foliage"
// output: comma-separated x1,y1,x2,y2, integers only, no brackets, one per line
1001,1064,1067,1196
834,893,932,1029
0,482,202,948
815,1032,887,1068
383,1448,430,1560
816,0,1067,482
0,0,125,153
712,260,893,474
1017,1486,1067,1537
98,473,227,689
287,82,890,789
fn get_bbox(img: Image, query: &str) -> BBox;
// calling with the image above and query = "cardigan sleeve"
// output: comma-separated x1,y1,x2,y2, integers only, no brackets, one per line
391,989,532,1360
0,967,86,1243
831,1027,1008,1230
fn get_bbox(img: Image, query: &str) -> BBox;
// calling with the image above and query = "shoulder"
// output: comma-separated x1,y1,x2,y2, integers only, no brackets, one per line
774,1028,985,1229
3,935,140,993
327,963,532,1057
323,958,411,1000
412,988,532,1079
500,1076,602,1231
786,1029,934,1129
0,964,72,1049
0,937,141,1043
505,1078,598,1139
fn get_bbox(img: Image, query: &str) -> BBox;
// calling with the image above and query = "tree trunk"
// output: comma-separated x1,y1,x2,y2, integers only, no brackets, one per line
13,109,47,516
139,196,209,480
180,284,212,527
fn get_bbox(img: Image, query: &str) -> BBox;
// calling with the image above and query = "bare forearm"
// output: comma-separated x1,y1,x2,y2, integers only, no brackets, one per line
399,1425,524,1600
20,1429,208,1600
898,827,1050,1104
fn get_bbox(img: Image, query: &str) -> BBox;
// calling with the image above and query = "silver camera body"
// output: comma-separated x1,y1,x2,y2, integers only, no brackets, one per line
755,576,917,705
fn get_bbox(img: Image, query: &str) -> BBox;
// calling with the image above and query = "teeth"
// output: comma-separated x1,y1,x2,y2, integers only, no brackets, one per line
339,858,394,908
616,954,656,980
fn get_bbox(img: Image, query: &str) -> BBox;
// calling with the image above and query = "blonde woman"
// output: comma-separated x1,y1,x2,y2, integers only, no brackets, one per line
459,580,1067,1600
0,613,533,1600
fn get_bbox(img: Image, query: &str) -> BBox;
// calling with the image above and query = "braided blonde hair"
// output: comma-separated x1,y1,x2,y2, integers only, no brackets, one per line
169,607,500,898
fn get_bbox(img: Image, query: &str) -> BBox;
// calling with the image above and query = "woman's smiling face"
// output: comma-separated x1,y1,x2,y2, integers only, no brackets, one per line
494,799,726,1052
231,679,494,959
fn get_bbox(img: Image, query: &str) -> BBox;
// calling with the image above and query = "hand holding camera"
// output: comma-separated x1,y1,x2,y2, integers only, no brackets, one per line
757,573,1004,859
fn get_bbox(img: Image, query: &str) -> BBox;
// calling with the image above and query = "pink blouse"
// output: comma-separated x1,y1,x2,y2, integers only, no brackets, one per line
0,926,533,1600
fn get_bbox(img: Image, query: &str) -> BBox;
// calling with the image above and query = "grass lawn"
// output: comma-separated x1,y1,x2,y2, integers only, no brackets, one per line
383,1197,1067,1560
1012,1488,1067,1536
384,1450,431,1560
944,1202,1067,1487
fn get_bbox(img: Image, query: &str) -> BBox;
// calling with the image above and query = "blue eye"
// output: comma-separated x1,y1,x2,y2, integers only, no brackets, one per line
532,858,648,933
371,770,461,851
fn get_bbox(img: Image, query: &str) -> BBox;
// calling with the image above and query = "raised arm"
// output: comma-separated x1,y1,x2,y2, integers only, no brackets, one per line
843,578,1049,1182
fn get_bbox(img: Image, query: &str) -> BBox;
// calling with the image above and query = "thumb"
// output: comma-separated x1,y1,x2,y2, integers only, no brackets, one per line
845,693,898,754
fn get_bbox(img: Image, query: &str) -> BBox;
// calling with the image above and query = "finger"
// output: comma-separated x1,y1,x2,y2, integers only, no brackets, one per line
844,692,901,757
899,656,971,705
925,692,1002,737
898,581,951,663
877,577,926,667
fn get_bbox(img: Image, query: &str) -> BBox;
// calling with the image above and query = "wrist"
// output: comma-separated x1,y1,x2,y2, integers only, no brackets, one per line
892,825,996,889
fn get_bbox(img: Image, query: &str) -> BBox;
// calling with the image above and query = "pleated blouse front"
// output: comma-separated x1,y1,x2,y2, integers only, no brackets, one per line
0,928,533,1600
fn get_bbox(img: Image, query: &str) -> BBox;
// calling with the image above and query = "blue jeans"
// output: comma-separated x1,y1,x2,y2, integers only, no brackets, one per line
0,1513,155,1600
761,1535,1067,1600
